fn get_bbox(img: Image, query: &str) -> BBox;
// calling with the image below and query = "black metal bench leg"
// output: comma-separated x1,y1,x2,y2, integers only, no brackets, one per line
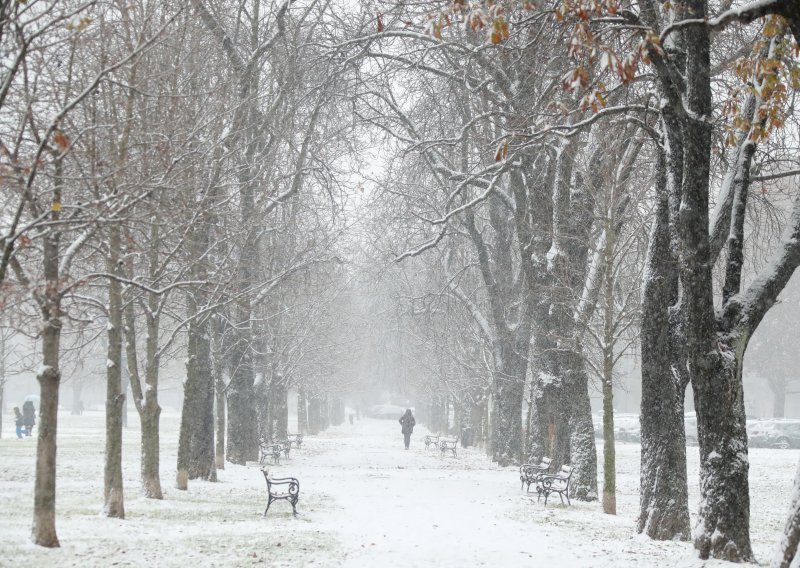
265,496,273,516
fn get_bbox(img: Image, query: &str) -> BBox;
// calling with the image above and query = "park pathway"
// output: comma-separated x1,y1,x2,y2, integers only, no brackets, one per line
286,417,629,568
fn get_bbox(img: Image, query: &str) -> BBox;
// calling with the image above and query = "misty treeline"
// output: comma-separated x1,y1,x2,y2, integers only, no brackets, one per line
1,0,800,564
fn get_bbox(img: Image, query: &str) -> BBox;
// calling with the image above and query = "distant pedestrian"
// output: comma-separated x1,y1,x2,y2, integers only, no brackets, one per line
399,408,415,450
22,400,35,436
14,407,24,439
349,413,354,425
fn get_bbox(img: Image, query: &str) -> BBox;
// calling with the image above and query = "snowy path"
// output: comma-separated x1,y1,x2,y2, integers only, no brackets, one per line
305,419,561,567
285,418,689,567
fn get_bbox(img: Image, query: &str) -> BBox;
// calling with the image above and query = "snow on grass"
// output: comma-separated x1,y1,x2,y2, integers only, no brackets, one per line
0,410,796,566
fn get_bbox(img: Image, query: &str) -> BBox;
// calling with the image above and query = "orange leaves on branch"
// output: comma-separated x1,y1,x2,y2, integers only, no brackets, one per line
427,2,511,46
53,130,70,152
763,15,784,38
579,89,606,113
490,16,510,44
494,140,509,162
377,13,384,33
561,67,589,92
723,27,796,146
555,0,666,99
466,8,490,33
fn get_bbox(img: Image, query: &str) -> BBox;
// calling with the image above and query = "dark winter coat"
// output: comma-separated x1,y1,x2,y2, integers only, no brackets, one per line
22,401,35,428
14,409,23,428
399,410,415,435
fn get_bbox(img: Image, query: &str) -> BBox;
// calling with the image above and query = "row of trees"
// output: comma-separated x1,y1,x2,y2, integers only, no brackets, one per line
0,0,368,548
345,0,800,563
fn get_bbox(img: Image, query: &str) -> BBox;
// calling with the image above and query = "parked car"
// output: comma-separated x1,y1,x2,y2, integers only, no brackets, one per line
747,419,800,449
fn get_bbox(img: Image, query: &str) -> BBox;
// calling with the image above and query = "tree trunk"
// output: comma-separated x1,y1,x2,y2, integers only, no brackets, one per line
601,215,616,515
772,460,800,568
772,380,787,419
71,380,83,416
637,147,691,540
272,381,288,440
178,314,217,484
677,5,753,557
33,363,60,547
103,226,125,519
226,333,257,464
31,168,64,547
567,353,598,501
140,298,163,498
490,336,527,466
297,389,308,435
321,395,330,430
215,378,226,470
308,397,320,435
601,362,615,514
692,336,752,561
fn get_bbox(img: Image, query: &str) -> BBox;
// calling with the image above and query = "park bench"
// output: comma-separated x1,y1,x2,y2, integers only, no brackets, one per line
439,435,459,458
286,433,303,449
259,439,284,465
261,469,300,516
519,456,553,492
536,464,574,505
424,434,440,449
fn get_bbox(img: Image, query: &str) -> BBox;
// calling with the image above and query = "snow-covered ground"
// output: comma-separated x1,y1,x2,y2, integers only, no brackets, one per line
0,411,796,567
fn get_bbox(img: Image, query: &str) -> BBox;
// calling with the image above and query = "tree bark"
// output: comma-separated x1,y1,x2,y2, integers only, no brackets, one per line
215,376,226,470
178,314,217,484
297,388,308,435
772,380,787,419
308,397,320,435
772,460,800,568
103,225,125,519
272,380,288,439
226,330,257,463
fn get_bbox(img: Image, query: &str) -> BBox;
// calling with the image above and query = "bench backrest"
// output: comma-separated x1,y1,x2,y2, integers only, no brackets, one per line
262,469,300,496
539,456,552,469
559,464,573,479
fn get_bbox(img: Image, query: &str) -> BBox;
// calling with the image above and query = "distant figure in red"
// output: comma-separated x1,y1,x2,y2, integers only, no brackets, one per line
399,409,415,450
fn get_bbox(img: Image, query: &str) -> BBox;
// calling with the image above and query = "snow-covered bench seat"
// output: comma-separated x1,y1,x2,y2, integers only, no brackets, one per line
261,469,300,516
519,456,553,492
536,464,574,505
424,434,440,449
439,436,459,457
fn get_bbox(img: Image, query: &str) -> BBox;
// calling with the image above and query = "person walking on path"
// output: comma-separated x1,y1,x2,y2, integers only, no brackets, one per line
399,409,415,450
22,400,35,436
14,407,24,438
